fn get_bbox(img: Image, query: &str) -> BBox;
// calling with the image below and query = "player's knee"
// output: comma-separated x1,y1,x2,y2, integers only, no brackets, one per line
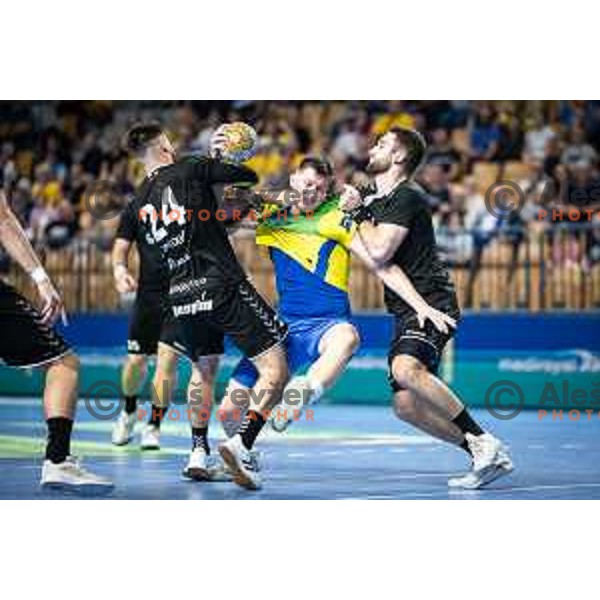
51,351,80,374
259,354,288,388
194,357,219,386
391,355,424,390
156,344,178,374
126,354,147,377
393,392,418,421
127,354,147,369
337,324,360,355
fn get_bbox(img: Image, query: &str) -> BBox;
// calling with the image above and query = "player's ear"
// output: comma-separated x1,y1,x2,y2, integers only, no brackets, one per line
393,147,408,167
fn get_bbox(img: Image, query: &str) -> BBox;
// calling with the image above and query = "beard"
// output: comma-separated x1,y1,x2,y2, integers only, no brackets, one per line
366,155,391,174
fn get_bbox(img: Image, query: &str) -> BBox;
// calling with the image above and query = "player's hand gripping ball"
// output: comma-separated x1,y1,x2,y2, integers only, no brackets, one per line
211,122,258,163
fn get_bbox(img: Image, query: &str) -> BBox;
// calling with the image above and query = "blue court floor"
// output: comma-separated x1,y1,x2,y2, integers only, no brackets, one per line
0,397,599,499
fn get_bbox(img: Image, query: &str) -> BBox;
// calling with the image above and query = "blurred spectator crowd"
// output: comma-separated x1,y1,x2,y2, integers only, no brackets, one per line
2,100,600,295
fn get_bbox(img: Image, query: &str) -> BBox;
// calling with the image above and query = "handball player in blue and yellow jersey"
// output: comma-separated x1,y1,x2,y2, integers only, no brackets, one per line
219,157,456,434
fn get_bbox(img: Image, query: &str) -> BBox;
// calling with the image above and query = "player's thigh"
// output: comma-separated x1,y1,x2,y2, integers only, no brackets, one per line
215,280,288,362
317,321,360,356
387,314,452,389
0,282,70,368
164,309,225,363
127,291,163,356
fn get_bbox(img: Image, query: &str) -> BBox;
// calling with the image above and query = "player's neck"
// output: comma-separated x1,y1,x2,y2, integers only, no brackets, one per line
375,169,407,196
144,159,166,177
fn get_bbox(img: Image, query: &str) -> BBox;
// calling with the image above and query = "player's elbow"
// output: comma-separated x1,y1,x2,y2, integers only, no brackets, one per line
368,244,392,267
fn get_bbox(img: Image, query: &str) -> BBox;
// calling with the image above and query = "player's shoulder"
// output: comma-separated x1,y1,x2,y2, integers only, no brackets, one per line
390,181,427,204
316,197,356,240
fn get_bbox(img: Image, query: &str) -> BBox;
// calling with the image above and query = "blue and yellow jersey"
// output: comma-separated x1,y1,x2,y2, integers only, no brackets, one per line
255,197,357,318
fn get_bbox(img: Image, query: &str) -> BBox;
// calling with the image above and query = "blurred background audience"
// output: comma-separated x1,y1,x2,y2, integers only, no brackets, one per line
1,100,599,309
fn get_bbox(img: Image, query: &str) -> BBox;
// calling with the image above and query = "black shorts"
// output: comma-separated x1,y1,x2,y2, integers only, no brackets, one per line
0,281,71,368
387,304,460,393
170,279,287,361
128,289,175,356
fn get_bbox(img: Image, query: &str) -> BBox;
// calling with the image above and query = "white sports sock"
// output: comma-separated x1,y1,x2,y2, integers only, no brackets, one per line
306,377,325,404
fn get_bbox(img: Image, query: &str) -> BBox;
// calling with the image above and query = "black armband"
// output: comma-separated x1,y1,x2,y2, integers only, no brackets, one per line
349,205,376,225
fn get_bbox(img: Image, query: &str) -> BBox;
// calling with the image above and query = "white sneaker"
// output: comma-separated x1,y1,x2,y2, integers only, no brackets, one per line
270,376,313,433
112,411,137,446
182,447,211,481
218,435,262,490
140,424,160,450
448,437,514,490
466,432,502,472
41,456,113,490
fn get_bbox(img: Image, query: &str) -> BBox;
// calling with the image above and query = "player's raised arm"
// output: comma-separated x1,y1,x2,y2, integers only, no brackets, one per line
349,234,456,334
0,189,65,325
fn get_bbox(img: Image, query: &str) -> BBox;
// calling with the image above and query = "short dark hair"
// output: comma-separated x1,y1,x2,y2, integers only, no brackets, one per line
123,122,164,155
299,156,334,179
298,156,335,194
389,127,427,177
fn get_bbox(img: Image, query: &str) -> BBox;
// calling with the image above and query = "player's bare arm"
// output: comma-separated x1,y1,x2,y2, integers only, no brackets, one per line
0,189,65,325
112,237,137,294
349,234,456,334
340,183,407,266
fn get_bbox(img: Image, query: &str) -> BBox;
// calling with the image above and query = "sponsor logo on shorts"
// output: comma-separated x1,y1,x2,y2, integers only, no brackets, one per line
173,293,214,316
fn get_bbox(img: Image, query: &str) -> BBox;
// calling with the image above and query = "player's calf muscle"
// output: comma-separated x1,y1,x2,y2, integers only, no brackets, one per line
43,352,80,418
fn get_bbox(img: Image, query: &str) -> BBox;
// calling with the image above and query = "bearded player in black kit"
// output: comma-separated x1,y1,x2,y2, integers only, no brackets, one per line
340,127,514,489
123,123,288,490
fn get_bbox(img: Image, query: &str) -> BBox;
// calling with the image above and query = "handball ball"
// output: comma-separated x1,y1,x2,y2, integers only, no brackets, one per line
213,122,258,163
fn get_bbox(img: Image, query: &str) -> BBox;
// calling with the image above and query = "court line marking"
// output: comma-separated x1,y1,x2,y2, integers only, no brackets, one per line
394,482,600,499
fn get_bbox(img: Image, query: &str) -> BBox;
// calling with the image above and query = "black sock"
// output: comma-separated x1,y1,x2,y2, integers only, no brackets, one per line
148,404,167,428
191,426,210,454
45,417,73,464
452,408,485,437
238,410,266,450
459,438,473,456
124,395,137,415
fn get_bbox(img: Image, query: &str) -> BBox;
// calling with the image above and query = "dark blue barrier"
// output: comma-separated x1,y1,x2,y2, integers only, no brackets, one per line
57,311,600,352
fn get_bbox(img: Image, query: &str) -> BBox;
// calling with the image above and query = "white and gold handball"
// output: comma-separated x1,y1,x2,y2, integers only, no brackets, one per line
211,122,258,163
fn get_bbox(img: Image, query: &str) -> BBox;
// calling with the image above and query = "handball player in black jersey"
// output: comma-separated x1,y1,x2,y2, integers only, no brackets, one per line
112,193,223,464
123,123,288,489
0,189,111,490
340,127,514,489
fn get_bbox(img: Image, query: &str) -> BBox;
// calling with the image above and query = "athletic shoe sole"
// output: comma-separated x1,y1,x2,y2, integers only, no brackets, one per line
112,438,132,447
41,481,114,496
218,444,260,490
449,461,514,490
181,467,210,481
